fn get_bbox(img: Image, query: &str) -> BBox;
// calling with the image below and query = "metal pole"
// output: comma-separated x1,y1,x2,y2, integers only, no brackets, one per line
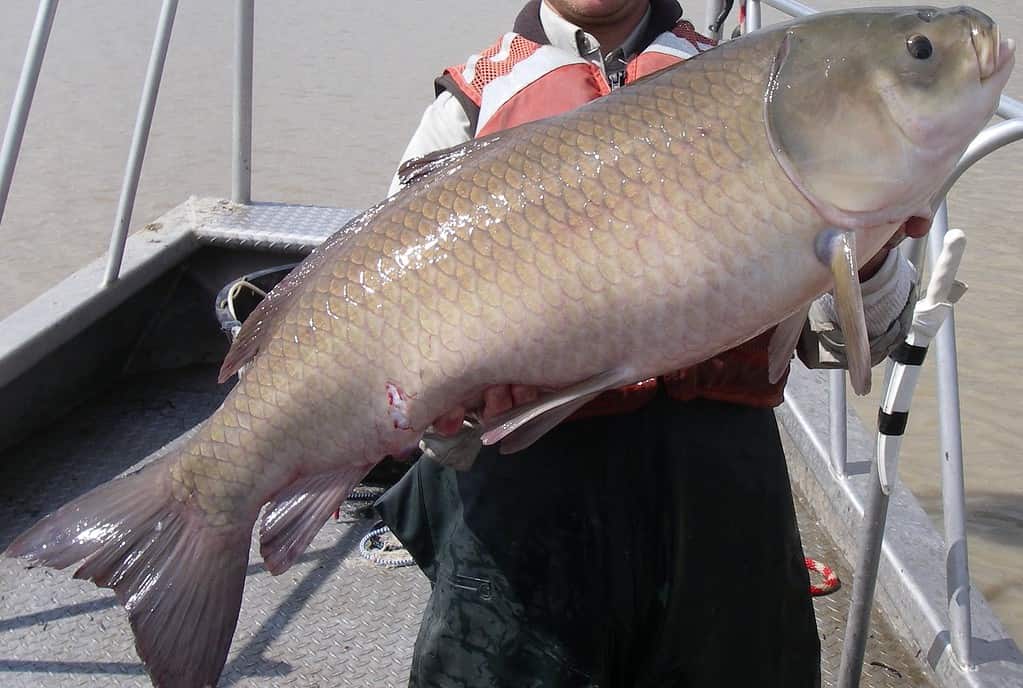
0,0,59,224
762,0,815,17
101,0,178,287
928,202,974,669
904,235,927,276
829,369,847,476
233,0,254,204
838,228,968,687
838,463,889,688
746,0,762,31
705,0,726,41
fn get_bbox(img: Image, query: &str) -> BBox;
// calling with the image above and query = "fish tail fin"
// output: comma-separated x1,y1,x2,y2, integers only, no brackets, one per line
5,458,252,688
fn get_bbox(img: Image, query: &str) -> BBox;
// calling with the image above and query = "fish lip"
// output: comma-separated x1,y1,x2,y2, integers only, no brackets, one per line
992,37,1017,79
972,23,1015,82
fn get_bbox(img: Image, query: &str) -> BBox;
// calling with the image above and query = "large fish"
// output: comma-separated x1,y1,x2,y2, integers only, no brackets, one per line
5,6,1013,687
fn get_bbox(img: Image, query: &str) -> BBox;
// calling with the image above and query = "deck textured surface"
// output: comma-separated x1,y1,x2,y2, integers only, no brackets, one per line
0,365,932,687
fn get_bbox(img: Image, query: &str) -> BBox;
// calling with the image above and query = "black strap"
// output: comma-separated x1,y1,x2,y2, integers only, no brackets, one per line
890,342,928,366
877,409,909,436
434,73,481,135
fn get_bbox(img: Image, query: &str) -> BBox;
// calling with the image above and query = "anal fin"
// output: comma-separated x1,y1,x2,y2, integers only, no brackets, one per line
260,464,373,575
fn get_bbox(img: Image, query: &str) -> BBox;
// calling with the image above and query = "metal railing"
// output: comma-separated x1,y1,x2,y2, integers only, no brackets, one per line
233,0,254,205
0,0,256,285
727,0,1023,683
101,0,179,287
0,0,57,226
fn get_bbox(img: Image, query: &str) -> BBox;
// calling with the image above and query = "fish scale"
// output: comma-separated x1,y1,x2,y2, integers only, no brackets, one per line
6,7,1013,687
206,32,815,494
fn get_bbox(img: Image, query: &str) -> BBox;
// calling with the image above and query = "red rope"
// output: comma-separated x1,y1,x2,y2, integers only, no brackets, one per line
806,557,841,596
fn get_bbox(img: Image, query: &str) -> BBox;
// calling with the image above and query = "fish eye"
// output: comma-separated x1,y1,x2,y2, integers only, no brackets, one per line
906,34,933,60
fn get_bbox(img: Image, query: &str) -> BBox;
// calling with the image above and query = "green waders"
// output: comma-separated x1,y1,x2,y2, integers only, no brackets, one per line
376,394,821,687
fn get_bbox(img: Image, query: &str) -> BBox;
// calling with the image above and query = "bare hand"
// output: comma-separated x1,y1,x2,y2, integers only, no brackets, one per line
859,216,931,280
431,384,541,437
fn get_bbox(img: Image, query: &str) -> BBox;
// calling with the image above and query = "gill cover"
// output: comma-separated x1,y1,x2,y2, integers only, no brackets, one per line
764,19,916,228
765,7,1014,229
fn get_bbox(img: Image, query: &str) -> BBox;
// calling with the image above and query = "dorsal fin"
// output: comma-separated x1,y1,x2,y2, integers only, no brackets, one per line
397,132,502,187
218,274,300,383
217,214,366,383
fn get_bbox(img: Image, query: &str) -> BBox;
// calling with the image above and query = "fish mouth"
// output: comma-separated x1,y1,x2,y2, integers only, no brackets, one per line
972,22,1015,81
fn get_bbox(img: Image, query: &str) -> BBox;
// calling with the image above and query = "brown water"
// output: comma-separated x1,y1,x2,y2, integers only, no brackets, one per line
1,0,1021,644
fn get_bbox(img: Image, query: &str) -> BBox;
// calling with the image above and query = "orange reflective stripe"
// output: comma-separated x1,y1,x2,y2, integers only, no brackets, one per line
626,52,683,82
476,62,607,136
444,21,717,136
445,33,545,108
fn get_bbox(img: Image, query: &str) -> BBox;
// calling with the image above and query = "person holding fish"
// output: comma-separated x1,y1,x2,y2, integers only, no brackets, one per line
379,0,931,685
8,1,1012,686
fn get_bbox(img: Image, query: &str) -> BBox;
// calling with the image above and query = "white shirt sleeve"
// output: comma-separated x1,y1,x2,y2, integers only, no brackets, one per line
387,91,476,196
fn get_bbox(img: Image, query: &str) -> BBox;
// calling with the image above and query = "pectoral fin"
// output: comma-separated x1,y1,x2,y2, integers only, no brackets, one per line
480,367,636,450
767,305,811,384
494,394,603,455
817,229,871,395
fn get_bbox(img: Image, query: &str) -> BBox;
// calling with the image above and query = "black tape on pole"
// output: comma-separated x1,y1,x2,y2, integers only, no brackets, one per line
890,342,928,366
878,409,909,436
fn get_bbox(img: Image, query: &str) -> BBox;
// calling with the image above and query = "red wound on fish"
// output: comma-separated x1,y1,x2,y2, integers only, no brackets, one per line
386,381,413,430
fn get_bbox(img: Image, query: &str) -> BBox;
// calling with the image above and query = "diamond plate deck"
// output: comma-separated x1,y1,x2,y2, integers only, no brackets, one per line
193,200,361,253
792,484,933,687
0,365,933,687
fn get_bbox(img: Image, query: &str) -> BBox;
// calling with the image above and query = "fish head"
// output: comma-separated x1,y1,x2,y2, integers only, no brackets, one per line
765,5,1015,229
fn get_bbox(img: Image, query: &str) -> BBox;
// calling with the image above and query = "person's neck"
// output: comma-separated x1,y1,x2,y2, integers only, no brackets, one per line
546,1,649,54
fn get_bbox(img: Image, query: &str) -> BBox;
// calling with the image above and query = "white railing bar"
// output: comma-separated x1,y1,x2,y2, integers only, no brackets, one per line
935,119,1023,203
705,0,726,41
745,0,762,32
998,94,1023,121
101,0,178,287
0,0,59,224
763,0,814,18
233,0,254,205
829,369,848,476
838,455,892,688
928,202,974,669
